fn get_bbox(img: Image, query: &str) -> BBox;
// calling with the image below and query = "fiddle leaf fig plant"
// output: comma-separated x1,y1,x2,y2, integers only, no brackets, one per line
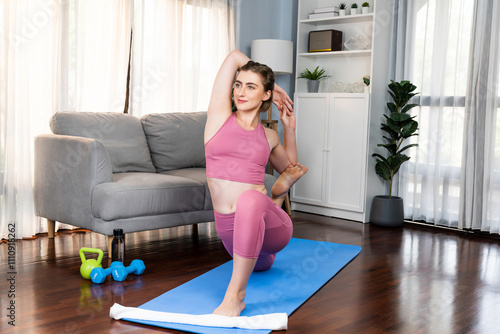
372,80,420,198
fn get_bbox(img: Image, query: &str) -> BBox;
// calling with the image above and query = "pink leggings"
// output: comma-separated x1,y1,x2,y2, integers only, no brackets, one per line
214,190,293,271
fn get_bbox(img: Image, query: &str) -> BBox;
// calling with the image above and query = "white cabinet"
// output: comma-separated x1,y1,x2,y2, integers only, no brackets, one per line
291,94,330,207
325,93,370,211
291,93,370,221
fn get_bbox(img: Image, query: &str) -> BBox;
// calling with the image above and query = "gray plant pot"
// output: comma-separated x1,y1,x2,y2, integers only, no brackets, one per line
370,195,404,227
308,80,320,93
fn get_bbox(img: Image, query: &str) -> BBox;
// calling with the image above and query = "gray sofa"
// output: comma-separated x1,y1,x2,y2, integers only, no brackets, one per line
34,111,278,248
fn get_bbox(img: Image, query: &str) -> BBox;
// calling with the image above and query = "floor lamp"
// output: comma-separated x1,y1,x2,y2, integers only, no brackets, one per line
251,39,294,215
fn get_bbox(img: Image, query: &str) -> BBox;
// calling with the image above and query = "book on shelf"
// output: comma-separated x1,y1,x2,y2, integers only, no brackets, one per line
308,11,339,19
314,6,339,13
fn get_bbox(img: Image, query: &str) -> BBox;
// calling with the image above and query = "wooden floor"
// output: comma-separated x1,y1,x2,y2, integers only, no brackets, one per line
1,212,500,334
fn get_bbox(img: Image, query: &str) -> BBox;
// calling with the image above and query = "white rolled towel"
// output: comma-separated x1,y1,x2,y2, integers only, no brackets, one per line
109,303,288,330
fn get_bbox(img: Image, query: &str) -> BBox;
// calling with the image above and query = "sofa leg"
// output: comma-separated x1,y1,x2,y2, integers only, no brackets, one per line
47,219,56,238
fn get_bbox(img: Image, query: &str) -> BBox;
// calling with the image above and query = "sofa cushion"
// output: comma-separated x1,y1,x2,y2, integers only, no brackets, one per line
161,168,212,210
50,112,156,173
92,173,205,221
141,112,206,172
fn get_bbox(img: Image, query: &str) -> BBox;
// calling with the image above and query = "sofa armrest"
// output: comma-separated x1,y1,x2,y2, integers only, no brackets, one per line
34,134,113,228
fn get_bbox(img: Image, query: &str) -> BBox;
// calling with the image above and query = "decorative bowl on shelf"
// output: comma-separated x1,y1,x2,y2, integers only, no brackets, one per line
330,82,345,93
330,82,365,93
343,35,370,50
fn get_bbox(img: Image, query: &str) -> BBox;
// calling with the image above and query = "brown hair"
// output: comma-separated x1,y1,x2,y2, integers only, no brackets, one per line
239,60,275,113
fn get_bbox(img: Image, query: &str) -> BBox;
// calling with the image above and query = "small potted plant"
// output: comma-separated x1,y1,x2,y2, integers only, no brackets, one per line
362,2,370,14
351,3,358,15
298,66,329,93
370,80,419,227
339,2,347,16
363,75,370,92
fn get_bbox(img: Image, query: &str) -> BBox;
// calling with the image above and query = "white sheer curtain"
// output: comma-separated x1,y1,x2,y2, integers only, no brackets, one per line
459,1,500,233
0,0,132,239
59,0,132,112
394,0,500,234
130,0,235,116
1,0,62,239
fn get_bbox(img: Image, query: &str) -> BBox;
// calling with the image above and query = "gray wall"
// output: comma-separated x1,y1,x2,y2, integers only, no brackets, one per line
364,0,395,216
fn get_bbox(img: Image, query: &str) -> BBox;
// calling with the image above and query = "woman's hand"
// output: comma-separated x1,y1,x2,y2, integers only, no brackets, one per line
279,104,296,131
273,84,295,131
273,84,294,115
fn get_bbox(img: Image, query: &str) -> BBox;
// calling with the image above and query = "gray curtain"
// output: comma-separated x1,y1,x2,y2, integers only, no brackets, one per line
459,0,500,233
389,0,414,197
389,0,413,82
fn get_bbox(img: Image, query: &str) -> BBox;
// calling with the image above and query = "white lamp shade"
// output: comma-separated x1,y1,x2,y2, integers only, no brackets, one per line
251,39,293,75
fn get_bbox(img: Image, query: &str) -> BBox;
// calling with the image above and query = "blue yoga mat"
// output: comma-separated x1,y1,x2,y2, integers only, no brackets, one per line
124,238,361,333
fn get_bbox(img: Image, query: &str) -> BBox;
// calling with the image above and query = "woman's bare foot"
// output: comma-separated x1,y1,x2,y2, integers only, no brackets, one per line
213,291,246,317
271,163,308,207
214,255,256,317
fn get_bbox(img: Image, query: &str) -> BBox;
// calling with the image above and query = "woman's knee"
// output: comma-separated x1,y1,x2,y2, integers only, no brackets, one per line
254,254,275,271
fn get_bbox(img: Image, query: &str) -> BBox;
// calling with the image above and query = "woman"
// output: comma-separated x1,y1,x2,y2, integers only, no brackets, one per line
204,49,307,317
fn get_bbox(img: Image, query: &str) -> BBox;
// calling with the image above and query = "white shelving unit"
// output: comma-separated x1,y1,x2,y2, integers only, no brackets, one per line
291,0,376,222
295,3,374,94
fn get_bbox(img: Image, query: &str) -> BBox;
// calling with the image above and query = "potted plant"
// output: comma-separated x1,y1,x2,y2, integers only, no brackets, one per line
298,66,329,93
350,3,358,15
362,2,370,14
363,74,370,92
339,3,347,16
370,80,419,227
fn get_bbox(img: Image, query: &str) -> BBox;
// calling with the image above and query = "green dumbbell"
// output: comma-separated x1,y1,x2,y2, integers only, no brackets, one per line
79,247,104,280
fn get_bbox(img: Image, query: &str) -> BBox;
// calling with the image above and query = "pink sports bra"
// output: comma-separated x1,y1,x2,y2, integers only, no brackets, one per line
205,113,270,185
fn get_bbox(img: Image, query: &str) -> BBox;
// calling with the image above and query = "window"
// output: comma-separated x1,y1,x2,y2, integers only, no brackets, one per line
399,0,475,227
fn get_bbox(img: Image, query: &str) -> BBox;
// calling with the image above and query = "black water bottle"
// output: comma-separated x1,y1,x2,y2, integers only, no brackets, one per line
111,228,125,262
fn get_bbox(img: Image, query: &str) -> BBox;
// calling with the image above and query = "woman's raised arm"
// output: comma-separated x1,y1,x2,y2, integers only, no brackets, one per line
205,50,250,142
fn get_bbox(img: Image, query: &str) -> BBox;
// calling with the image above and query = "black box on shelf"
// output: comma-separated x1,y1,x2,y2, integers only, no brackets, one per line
308,29,343,52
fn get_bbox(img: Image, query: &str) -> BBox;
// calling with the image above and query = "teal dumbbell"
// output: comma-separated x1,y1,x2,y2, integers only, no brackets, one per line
90,261,123,284
111,259,146,282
